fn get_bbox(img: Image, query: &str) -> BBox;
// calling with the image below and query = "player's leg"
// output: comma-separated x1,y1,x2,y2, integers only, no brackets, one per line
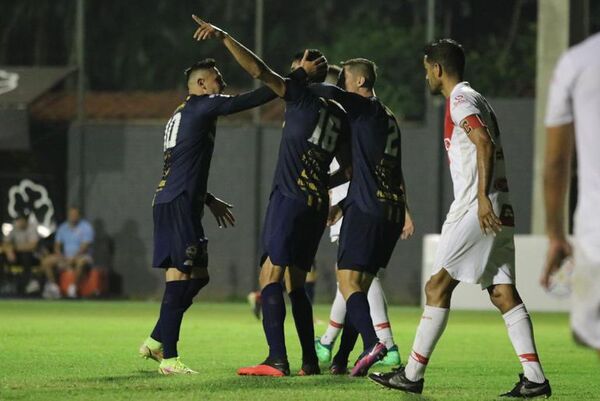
286,265,320,375
338,268,386,376
304,264,317,304
370,268,457,393
316,281,346,363
489,284,551,397
238,257,289,376
369,277,401,366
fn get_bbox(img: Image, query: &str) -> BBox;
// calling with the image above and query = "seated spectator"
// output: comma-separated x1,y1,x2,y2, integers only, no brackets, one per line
41,207,94,299
3,213,40,295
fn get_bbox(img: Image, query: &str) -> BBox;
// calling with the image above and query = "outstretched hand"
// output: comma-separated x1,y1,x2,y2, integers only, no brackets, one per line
299,49,327,80
192,15,226,41
208,197,235,228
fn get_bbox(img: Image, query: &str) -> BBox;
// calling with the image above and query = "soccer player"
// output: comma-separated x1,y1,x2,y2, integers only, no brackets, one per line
297,58,413,377
369,39,551,398
316,155,408,369
542,32,600,357
193,17,348,376
138,55,283,375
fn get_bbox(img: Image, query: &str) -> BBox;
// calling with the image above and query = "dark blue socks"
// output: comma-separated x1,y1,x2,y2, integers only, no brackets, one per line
289,288,317,364
261,282,287,361
346,291,379,350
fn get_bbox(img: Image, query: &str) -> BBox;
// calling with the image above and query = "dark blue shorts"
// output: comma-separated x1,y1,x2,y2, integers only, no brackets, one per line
260,190,327,272
337,202,405,275
153,192,208,274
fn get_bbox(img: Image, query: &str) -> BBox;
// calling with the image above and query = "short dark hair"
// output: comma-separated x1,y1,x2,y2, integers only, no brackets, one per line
292,49,324,62
341,58,377,89
184,58,217,82
424,39,465,79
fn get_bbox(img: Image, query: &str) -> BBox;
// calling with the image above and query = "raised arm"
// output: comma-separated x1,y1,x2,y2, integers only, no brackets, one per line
192,16,326,97
208,86,277,116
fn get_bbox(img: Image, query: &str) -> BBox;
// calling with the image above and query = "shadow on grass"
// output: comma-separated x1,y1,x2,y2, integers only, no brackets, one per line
67,371,439,400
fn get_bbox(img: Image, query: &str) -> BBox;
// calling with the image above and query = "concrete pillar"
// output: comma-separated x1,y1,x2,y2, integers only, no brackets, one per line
531,0,570,234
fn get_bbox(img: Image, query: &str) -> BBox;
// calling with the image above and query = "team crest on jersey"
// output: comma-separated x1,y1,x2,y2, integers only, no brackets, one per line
453,94,466,107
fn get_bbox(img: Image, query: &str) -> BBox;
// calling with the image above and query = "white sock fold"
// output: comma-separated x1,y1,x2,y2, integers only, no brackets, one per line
503,303,546,384
320,285,346,345
404,305,450,381
368,277,396,349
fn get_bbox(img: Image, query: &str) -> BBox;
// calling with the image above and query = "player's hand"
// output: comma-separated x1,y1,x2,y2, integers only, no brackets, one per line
401,210,415,240
192,15,226,41
477,195,502,235
208,197,235,228
540,237,573,289
299,49,327,80
327,204,343,226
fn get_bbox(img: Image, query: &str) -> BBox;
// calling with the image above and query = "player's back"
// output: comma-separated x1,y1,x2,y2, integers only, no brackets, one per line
547,33,600,254
272,78,349,209
153,95,219,206
346,97,404,223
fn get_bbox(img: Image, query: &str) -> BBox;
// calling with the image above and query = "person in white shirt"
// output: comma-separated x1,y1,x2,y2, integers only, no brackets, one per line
542,32,600,357
370,39,550,398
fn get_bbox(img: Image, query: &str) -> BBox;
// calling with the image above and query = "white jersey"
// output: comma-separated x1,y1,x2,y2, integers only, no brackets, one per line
545,33,600,261
444,82,514,227
329,158,349,242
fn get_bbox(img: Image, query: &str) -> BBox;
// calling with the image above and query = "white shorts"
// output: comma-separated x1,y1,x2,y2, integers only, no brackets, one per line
571,243,600,349
432,207,515,289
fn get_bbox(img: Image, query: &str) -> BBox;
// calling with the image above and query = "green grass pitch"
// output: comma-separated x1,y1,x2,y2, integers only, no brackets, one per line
0,301,598,400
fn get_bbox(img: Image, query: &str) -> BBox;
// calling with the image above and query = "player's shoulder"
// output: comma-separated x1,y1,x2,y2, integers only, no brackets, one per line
557,33,600,76
450,82,485,111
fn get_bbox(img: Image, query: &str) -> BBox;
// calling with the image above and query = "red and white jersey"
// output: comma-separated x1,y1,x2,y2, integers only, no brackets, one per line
444,82,514,225
545,33,600,260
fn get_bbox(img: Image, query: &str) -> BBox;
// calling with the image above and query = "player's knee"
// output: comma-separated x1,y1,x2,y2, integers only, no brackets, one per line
184,277,209,307
488,285,520,312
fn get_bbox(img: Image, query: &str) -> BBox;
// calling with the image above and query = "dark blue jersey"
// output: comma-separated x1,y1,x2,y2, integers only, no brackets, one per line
153,86,276,205
271,77,350,209
307,82,404,222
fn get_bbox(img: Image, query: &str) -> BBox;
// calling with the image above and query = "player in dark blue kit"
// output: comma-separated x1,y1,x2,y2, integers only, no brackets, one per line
138,57,281,375
298,59,415,376
192,16,350,376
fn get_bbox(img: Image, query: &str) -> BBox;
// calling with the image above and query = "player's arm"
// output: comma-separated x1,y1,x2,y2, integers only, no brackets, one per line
208,86,278,116
463,117,503,235
306,82,365,117
192,16,325,97
205,192,235,228
540,123,574,288
399,168,415,240
329,139,352,189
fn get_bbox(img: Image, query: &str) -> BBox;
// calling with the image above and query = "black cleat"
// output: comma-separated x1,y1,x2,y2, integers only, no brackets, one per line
330,359,348,375
368,366,424,394
500,374,552,398
298,361,321,376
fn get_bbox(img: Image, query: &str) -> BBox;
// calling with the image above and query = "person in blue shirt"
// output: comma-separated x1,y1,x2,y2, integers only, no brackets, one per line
41,206,95,299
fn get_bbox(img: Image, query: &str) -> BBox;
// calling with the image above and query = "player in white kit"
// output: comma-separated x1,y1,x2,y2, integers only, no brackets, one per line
370,39,551,398
542,32,600,356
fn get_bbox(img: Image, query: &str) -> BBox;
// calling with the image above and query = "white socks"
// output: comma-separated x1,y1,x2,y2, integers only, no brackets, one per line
319,278,397,350
503,304,546,384
368,278,395,349
404,305,450,382
320,284,346,345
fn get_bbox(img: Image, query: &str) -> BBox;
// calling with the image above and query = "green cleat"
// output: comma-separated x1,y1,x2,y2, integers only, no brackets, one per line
139,337,163,363
374,345,401,367
158,357,198,375
315,337,333,363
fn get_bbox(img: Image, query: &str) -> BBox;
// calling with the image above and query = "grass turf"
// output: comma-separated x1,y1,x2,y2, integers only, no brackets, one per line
0,301,598,401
